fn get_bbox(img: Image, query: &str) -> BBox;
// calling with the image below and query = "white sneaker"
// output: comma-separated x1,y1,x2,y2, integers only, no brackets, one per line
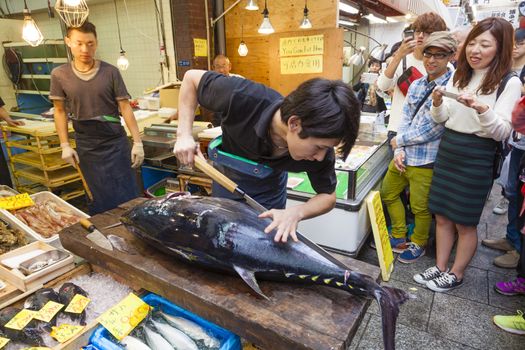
493,197,509,215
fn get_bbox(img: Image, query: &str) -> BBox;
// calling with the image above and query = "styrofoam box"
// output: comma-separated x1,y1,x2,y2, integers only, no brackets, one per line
0,191,89,247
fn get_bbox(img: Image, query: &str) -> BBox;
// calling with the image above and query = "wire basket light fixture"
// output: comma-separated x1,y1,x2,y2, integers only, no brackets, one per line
55,0,89,28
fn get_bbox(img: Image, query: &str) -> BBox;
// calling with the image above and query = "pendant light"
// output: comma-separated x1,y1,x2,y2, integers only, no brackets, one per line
22,1,44,47
55,0,89,27
258,0,275,34
113,0,129,70
299,0,312,29
245,0,259,11
238,18,248,56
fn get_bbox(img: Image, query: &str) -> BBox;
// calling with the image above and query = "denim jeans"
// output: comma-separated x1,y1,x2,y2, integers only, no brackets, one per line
505,147,524,252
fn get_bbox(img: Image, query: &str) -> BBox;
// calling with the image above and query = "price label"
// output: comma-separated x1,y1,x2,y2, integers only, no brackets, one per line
19,348,52,350
97,293,151,341
0,337,10,349
0,193,34,210
34,301,64,322
50,324,85,343
64,294,90,314
4,309,37,330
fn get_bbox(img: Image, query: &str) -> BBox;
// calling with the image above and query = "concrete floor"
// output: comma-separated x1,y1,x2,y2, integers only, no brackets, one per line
350,184,524,349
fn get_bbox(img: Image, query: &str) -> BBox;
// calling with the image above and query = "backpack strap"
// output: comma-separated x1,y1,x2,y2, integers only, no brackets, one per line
402,56,406,72
496,71,518,100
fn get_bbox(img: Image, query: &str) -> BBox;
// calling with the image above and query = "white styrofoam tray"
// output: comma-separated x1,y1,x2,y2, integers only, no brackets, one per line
1,191,89,246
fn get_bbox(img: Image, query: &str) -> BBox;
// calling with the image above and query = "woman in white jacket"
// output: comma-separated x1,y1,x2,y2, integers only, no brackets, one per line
413,17,522,292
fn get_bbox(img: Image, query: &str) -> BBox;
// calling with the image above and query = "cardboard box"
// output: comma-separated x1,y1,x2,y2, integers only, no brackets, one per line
160,85,181,108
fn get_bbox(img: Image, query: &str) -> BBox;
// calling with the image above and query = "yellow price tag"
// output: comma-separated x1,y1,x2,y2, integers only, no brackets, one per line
97,293,151,341
64,294,90,314
20,348,52,350
0,193,34,210
50,324,85,343
0,337,10,349
34,301,64,322
4,309,37,330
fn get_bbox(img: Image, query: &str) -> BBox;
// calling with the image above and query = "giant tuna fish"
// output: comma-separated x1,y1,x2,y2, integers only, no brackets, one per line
122,194,411,350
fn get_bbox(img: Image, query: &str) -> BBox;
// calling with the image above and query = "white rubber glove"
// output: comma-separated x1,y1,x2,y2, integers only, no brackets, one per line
131,142,144,168
60,142,79,167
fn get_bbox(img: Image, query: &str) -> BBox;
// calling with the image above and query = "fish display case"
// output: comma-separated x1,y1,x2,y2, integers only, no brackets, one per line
286,114,389,256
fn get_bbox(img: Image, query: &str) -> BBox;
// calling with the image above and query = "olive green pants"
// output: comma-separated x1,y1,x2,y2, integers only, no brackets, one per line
380,160,434,246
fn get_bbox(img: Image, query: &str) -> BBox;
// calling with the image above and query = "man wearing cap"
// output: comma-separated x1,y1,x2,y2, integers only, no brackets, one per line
381,31,456,263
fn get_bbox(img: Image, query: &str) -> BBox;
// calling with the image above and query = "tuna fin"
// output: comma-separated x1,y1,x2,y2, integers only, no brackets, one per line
374,286,412,350
232,265,270,300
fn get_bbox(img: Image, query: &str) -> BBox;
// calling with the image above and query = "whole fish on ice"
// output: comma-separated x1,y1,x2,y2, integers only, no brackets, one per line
122,194,411,350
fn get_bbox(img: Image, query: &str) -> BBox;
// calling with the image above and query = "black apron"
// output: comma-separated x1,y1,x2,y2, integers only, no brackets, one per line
73,119,138,215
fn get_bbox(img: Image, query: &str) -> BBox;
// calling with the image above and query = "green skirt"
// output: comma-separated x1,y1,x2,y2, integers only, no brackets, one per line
428,128,497,226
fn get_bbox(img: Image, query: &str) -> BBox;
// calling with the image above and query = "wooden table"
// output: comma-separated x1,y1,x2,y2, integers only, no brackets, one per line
59,198,380,350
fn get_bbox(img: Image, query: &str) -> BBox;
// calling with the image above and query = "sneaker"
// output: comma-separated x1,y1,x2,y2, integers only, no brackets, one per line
398,242,425,264
481,238,514,252
493,197,509,215
413,266,445,285
495,277,525,296
389,236,408,253
493,310,525,335
426,272,463,292
494,250,520,269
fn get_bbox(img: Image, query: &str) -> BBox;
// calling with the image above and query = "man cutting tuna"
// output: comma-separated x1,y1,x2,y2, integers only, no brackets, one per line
174,70,360,243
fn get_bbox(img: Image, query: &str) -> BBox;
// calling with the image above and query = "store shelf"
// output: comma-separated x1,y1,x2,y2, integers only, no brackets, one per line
10,152,69,171
3,40,64,47
8,112,48,121
22,58,68,63
16,90,50,95
21,74,51,79
14,166,81,187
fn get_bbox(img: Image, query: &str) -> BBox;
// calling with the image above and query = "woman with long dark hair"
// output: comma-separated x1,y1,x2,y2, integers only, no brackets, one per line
413,17,522,292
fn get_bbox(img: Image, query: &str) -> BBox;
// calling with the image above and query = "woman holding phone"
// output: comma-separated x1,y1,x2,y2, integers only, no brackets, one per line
413,17,522,292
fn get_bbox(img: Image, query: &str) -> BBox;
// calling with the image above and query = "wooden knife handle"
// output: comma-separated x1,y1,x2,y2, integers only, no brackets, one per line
193,156,237,193
79,218,95,232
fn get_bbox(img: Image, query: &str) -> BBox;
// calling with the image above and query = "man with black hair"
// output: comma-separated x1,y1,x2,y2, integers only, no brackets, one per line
50,21,143,215
174,70,360,243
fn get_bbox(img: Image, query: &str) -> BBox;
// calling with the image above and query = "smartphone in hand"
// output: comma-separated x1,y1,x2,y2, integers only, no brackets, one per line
403,29,415,40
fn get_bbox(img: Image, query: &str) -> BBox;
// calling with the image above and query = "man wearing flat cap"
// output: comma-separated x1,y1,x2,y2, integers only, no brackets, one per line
381,31,457,263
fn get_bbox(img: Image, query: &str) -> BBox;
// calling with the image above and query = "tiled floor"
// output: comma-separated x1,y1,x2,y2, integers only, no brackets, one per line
350,185,524,350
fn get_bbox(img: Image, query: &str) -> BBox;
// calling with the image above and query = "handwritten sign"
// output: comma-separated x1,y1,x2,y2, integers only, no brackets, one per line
97,293,151,341
64,294,90,314
281,55,323,75
0,337,9,349
50,324,84,343
4,309,37,330
34,301,64,322
0,193,34,210
279,35,324,57
366,191,394,281
193,38,208,57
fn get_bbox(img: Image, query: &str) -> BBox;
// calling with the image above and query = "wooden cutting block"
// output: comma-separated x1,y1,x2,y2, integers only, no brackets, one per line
59,198,380,350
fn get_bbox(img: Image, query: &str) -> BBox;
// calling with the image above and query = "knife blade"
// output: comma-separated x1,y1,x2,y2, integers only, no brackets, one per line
193,156,349,270
79,218,114,251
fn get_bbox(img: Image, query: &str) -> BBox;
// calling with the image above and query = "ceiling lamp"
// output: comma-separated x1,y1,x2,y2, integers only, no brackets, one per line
299,0,312,29
339,2,359,15
349,47,366,66
238,21,248,56
113,0,129,71
245,0,259,11
22,1,44,47
258,0,275,34
55,0,89,27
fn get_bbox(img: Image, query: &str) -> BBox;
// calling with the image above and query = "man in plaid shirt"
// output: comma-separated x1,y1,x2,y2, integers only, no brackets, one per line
381,31,457,263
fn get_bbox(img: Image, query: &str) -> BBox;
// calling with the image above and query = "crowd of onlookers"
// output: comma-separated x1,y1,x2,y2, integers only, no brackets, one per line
357,11,525,336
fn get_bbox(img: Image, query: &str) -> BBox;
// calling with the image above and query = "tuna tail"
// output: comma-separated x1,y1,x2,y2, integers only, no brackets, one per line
374,286,412,350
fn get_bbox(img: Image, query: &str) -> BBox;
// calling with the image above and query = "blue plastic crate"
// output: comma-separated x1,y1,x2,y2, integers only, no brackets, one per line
89,292,241,350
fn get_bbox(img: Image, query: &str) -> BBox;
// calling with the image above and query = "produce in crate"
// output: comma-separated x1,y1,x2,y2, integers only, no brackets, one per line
0,218,27,254
122,194,412,350
12,199,82,238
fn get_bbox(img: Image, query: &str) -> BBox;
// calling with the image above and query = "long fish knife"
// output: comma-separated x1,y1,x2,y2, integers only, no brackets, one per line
79,218,114,251
193,156,350,270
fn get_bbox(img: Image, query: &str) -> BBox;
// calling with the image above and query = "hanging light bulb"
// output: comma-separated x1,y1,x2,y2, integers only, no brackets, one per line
258,0,275,34
245,0,259,11
117,51,129,71
299,0,312,29
238,41,248,56
22,2,43,47
55,0,89,27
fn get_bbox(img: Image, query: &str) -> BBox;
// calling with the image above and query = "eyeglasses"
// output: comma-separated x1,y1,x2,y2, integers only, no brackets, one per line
422,51,452,59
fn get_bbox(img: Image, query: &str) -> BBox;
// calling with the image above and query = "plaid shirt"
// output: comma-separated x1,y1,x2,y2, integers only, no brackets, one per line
395,70,452,166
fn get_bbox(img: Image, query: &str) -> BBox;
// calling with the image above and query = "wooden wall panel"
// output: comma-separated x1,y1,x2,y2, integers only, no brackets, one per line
269,28,344,96
225,36,271,86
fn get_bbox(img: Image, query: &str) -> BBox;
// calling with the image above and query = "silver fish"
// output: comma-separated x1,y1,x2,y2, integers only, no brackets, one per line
121,335,152,350
151,319,198,350
144,325,174,350
159,312,220,349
